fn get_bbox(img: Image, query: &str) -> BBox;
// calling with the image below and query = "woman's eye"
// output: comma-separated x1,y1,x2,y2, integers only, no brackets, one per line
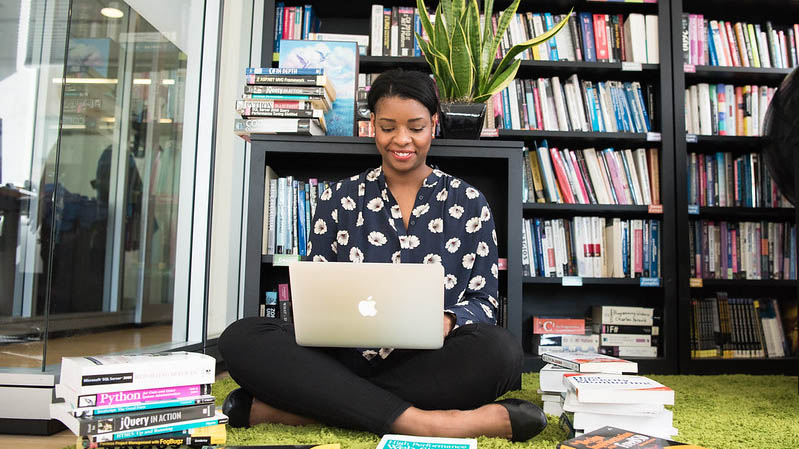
381,128,394,132
411,128,425,132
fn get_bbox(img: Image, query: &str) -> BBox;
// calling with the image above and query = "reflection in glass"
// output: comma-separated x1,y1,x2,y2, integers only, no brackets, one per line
1,0,197,370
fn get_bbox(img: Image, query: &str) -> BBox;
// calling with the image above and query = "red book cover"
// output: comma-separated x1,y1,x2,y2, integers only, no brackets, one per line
735,86,744,135
282,7,292,39
724,21,741,66
617,14,626,61
567,150,591,204
592,14,609,61
278,283,290,301
533,317,586,334
717,87,727,135
549,147,576,203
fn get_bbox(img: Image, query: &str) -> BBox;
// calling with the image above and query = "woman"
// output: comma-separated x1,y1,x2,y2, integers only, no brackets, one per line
219,69,547,442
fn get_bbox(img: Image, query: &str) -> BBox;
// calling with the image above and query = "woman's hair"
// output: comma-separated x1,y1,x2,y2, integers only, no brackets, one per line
367,69,439,117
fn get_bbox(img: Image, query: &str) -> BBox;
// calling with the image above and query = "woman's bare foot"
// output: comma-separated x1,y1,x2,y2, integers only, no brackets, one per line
249,398,317,427
391,403,512,439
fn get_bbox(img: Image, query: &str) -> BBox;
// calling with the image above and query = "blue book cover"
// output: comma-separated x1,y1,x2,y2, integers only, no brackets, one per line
643,221,650,277
590,85,606,132
633,83,652,132
414,11,422,56
708,26,719,65
304,181,312,249
110,416,226,441
274,2,284,53
717,83,726,135
716,152,725,205
544,13,559,60
622,221,629,276
584,84,601,132
612,84,632,132
533,218,545,276
651,219,660,277
623,82,644,133
275,177,287,254
297,182,307,256
302,5,312,40
279,39,358,136
501,87,512,129
246,67,324,75
578,13,597,62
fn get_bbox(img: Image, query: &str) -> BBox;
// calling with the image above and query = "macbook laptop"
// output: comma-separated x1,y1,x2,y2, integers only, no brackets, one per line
288,261,445,349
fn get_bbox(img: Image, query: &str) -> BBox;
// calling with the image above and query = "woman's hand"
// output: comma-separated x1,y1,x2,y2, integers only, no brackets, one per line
443,313,455,337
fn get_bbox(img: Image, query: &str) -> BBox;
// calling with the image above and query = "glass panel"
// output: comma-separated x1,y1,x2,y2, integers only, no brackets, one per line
0,0,206,371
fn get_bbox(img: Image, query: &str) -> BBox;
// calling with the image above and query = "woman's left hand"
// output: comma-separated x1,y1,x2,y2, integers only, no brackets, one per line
443,313,455,337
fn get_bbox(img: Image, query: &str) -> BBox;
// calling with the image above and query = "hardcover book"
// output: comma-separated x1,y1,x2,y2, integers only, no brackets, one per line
557,426,709,449
279,39,359,136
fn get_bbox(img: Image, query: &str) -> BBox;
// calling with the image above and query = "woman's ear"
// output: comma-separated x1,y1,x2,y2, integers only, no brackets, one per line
431,113,438,137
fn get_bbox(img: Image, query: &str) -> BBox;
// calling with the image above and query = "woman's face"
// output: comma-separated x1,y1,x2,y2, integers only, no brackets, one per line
371,95,437,178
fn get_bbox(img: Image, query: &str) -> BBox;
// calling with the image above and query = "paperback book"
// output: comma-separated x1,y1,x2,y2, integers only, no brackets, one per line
564,373,675,405
542,351,638,373
375,434,477,449
558,426,709,449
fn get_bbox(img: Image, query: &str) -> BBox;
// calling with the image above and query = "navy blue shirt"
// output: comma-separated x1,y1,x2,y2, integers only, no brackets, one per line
308,166,499,360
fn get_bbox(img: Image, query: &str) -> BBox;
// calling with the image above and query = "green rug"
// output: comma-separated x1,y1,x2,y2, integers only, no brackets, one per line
212,373,799,449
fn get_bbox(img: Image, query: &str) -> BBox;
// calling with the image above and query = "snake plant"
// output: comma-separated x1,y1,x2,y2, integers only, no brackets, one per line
415,0,571,103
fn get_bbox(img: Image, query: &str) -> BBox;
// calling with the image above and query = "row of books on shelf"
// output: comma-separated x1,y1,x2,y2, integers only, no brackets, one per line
538,351,678,441
534,307,660,359
50,352,226,448
684,83,775,137
235,67,334,137
489,75,655,133
498,12,658,64
690,292,798,359
688,219,796,281
261,166,328,256
681,15,799,69
522,217,661,279
687,152,790,208
523,143,660,206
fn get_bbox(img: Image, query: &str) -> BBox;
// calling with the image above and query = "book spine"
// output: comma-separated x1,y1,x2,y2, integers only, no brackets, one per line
91,416,227,443
79,404,214,436
245,67,324,75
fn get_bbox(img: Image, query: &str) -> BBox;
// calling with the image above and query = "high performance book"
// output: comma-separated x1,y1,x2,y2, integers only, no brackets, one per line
376,434,477,449
564,373,675,405
59,353,215,395
52,402,215,436
541,351,638,373
557,426,709,449
56,383,212,409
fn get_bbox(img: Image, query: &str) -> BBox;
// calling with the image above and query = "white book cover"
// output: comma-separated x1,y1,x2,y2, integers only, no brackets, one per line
568,74,589,131
609,345,659,358
583,149,612,205
633,149,652,205
600,333,652,346
563,391,664,416
624,14,647,63
59,352,215,395
684,88,694,133
623,149,644,206
540,363,576,393
593,305,654,326
565,373,675,405
597,82,617,132
573,409,674,436
563,84,583,131
645,15,659,64
532,14,549,61
697,83,712,135
541,351,637,373
689,85,700,134
725,84,736,135
508,79,521,129
370,5,384,56
552,77,571,131
544,400,564,417
376,434,476,449
554,15,575,61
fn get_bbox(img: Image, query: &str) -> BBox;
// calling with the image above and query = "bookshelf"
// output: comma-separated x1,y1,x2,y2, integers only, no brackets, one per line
670,0,799,374
249,0,678,374
243,135,525,342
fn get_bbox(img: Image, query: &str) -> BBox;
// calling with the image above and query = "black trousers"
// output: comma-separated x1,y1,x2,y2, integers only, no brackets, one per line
218,317,523,435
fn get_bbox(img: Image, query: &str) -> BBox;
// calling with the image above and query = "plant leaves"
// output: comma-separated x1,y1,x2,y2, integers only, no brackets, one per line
450,20,474,99
473,59,521,103
482,0,519,91
466,0,481,87
440,0,453,39
415,0,435,48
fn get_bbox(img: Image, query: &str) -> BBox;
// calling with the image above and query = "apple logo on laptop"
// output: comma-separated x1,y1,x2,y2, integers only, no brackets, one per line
358,296,377,317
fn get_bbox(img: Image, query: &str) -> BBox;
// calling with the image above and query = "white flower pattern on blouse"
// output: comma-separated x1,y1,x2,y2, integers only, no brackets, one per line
307,166,499,362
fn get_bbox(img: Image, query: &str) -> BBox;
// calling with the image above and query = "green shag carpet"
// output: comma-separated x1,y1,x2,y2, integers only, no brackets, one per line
210,374,799,449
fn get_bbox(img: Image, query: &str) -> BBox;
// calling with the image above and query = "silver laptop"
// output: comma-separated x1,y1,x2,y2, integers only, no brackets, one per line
288,261,445,349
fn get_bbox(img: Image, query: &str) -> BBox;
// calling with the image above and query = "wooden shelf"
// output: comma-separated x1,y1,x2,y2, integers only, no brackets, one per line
524,203,659,216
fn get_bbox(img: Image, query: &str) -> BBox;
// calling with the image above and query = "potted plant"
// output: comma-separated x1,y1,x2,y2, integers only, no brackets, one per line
415,0,570,138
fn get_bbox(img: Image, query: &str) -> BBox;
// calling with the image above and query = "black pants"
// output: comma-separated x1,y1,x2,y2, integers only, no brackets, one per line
218,317,523,435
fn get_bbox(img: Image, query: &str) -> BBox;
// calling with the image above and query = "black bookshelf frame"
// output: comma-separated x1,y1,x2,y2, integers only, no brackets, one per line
243,136,525,339
670,0,799,375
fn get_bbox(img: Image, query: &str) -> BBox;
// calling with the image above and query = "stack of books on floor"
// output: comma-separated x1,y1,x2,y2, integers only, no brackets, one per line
51,352,226,448
541,351,677,440
234,67,332,138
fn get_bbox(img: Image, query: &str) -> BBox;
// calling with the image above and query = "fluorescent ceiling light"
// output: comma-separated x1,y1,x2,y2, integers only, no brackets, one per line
162,79,175,85
133,79,152,85
101,7,124,19
53,77,118,84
